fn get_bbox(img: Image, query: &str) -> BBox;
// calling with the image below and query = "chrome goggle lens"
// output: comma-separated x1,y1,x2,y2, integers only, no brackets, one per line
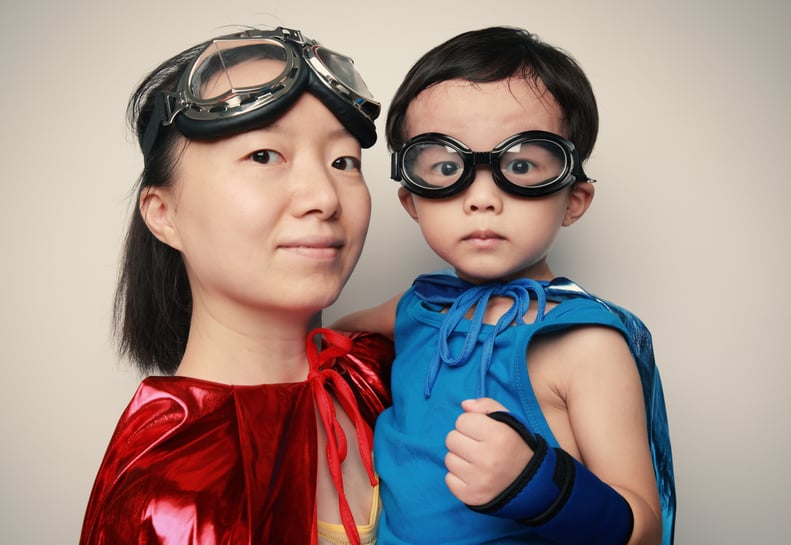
308,45,379,121
141,27,380,160
186,38,297,110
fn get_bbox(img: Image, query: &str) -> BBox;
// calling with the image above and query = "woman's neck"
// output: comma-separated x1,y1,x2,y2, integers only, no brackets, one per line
174,306,323,385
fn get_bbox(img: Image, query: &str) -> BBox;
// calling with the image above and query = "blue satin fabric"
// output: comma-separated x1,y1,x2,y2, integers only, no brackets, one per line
412,273,676,545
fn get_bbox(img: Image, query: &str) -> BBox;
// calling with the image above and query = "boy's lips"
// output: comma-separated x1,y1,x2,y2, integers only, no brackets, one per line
462,230,506,248
463,230,505,241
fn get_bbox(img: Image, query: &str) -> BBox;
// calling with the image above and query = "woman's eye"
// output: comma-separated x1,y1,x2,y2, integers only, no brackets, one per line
249,149,285,164
332,156,361,171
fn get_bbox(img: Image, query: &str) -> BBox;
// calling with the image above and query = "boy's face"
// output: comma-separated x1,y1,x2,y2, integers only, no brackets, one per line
399,78,593,284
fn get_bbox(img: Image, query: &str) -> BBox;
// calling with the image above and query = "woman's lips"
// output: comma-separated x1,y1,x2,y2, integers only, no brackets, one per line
279,236,344,259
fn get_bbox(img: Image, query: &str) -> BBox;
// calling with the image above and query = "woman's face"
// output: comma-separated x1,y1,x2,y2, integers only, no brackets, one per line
161,92,371,322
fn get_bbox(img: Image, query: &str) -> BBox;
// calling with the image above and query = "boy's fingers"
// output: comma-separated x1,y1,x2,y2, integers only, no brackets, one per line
461,397,508,414
444,449,472,476
454,412,497,442
445,471,467,499
446,427,482,461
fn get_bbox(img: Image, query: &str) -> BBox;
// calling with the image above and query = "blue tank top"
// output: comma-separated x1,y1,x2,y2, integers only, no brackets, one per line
373,274,629,545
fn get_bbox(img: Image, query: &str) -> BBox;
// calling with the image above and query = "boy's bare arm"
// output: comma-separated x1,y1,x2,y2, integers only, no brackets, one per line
562,326,662,545
446,326,662,545
329,293,402,339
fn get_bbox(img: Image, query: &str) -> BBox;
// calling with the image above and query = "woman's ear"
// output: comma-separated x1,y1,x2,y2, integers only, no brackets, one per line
139,186,183,250
398,186,420,222
562,181,595,226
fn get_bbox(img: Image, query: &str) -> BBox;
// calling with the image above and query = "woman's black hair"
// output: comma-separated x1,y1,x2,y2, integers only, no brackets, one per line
386,26,599,161
114,40,211,375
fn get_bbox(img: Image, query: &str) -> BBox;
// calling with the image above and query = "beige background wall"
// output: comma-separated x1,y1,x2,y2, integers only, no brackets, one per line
1,0,789,543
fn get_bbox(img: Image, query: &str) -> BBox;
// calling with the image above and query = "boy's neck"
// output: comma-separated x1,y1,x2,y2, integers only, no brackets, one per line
455,259,555,285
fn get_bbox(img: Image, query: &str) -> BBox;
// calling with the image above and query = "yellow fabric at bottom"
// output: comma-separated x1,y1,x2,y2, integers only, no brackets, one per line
317,484,380,545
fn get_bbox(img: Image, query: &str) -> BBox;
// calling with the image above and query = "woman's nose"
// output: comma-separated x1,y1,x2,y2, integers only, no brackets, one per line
290,164,342,220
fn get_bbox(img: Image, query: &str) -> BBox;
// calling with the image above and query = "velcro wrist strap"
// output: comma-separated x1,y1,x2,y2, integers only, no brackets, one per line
467,411,634,545
467,411,559,519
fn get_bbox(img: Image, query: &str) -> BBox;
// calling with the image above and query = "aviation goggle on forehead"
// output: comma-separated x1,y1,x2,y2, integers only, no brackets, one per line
141,27,381,160
390,131,594,199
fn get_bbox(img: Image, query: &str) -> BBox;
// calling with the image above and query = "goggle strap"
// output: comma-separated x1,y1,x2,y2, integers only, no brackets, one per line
140,93,169,161
390,152,402,181
571,158,590,183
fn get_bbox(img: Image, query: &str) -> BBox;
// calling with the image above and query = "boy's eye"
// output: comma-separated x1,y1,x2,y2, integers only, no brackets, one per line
432,161,461,176
332,156,361,171
504,159,534,175
249,150,285,164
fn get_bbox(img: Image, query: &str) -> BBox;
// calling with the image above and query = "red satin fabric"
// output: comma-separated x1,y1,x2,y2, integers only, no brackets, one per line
80,330,393,545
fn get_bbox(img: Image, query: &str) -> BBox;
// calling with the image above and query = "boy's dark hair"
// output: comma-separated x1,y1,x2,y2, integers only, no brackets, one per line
386,26,599,161
114,40,211,375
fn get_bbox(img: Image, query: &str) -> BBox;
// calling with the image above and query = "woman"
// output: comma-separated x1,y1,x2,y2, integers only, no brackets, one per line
80,26,392,545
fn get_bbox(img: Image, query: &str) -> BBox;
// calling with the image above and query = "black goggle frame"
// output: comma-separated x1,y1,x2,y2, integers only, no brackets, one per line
391,131,592,199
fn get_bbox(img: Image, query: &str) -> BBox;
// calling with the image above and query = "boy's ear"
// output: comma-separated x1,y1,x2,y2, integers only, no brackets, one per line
139,187,183,250
562,181,595,226
397,187,420,222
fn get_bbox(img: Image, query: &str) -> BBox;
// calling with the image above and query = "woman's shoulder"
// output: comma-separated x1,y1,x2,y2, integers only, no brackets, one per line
332,330,394,423
80,378,229,543
89,378,234,478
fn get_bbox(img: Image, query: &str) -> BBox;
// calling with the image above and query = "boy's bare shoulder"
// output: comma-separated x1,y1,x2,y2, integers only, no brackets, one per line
528,324,638,397
528,324,645,459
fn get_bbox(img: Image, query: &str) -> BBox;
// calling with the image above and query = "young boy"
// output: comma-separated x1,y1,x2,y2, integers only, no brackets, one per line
334,26,675,545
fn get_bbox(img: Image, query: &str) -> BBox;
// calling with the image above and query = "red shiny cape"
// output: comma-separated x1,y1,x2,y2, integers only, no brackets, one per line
80,330,393,545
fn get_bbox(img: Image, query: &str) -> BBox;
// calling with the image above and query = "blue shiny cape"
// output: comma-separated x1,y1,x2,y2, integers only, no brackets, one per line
412,273,676,545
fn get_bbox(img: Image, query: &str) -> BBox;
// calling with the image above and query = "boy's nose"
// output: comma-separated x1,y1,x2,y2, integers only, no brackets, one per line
463,167,503,213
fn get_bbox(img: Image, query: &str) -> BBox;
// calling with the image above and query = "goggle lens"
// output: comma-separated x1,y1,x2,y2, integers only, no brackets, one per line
188,39,291,103
498,139,568,188
403,142,465,190
314,47,374,101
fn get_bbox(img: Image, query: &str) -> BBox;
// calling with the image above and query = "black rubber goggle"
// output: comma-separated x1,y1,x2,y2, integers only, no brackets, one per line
391,131,593,199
